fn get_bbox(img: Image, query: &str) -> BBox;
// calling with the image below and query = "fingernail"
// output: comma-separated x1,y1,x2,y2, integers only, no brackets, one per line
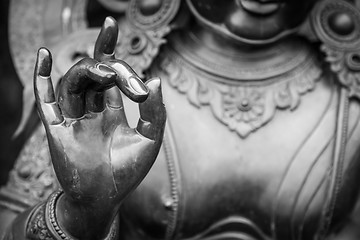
101,17,118,55
129,77,148,95
37,48,52,77
96,63,116,77
104,16,116,29
146,77,161,89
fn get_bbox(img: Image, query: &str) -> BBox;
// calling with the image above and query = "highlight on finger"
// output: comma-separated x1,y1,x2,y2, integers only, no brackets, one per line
36,47,52,77
34,48,64,125
35,48,55,103
94,16,119,61
58,58,118,118
107,60,149,103
62,59,117,94
136,77,166,140
139,77,165,122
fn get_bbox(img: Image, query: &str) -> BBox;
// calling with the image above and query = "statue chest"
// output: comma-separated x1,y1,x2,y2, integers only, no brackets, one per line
121,78,360,240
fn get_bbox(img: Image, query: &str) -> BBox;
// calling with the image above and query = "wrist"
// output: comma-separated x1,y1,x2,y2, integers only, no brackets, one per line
51,190,119,240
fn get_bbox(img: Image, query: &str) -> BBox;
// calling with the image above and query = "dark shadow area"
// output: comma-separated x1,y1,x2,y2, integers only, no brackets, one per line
0,0,25,186
86,0,123,27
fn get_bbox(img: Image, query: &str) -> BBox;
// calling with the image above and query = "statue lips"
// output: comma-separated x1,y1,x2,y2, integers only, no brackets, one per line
239,0,283,15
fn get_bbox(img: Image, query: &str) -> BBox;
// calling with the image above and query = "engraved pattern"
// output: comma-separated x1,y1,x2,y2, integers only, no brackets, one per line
310,2,360,233
317,88,350,239
26,191,118,240
115,21,170,78
46,191,74,240
128,0,180,30
311,0,360,99
223,88,265,131
159,50,322,138
26,204,55,240
0,127,59,212
163,124,182,240
321,45,360,99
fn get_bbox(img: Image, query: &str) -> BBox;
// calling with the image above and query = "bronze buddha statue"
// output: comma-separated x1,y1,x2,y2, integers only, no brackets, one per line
2,0,360,239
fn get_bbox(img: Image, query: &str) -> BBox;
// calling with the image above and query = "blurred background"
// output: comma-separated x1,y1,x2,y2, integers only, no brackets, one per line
0,0,24,186
0,0,125,187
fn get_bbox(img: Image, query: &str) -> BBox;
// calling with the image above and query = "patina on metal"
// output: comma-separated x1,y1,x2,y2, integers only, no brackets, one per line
2,0,360,240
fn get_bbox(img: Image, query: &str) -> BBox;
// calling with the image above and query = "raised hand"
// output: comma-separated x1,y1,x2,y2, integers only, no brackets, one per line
34,17,166,239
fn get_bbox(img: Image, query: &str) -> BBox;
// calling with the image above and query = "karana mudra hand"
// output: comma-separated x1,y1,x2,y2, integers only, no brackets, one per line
33,17,166,239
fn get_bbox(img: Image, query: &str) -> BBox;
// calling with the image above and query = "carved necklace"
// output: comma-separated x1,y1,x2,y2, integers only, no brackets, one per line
154,34,323,138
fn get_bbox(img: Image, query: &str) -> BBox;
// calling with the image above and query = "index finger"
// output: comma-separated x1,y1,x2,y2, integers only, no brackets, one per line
94,16,118,62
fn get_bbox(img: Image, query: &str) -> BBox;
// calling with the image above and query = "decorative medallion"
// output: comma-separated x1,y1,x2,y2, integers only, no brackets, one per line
128,0,181,30
115,20,171,78
311,0,360,100
223,88,265,125
158,48,322,138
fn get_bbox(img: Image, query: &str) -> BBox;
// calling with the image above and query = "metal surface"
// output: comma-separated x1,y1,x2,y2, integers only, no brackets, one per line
3,0,360,239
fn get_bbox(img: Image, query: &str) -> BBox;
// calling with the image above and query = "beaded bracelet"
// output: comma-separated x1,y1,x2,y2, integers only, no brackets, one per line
27,189,118,240
45,190,74,240
46,190,118,240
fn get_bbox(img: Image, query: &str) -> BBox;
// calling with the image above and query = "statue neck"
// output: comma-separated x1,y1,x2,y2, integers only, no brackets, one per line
168,24,320,82
189,24,277,56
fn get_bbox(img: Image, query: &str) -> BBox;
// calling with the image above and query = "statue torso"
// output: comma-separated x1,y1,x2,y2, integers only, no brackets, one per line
2,28,360,240
120,32,360,240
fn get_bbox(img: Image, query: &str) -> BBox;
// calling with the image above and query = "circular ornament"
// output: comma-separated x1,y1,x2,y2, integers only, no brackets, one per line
311,0,360,50
127,0,181,30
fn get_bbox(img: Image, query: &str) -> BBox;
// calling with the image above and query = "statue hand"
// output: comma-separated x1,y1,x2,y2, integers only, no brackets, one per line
33,17,166,238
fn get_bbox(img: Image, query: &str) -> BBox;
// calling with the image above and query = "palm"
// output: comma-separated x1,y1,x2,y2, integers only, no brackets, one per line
47,111,120,202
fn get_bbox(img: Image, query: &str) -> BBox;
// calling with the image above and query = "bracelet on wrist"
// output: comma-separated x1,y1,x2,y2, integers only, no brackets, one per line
45,190,74,240
27,189,118,240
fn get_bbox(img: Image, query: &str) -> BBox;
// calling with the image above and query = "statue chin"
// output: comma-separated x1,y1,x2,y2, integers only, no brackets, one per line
192,10,300,46
186,0,311,46
222,14,299,45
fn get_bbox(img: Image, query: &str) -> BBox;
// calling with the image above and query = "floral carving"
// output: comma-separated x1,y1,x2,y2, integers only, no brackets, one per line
159,50,322,138
115,21,170,78
311,0,360,100
322,44,360,99
0,127,59,212
27,204,54,240
223,88,265,124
